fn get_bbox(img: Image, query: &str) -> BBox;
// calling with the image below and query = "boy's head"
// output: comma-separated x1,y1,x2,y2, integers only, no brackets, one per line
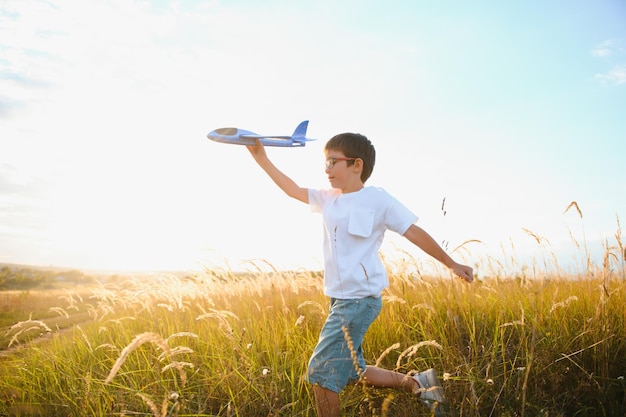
324,133,376,183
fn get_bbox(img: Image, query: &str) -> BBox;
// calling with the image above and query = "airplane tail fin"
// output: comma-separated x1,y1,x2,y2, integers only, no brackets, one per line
292,120,308,139
292,120,315,145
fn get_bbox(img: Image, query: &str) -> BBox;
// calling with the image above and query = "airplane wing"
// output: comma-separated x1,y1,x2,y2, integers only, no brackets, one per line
239,135,292,140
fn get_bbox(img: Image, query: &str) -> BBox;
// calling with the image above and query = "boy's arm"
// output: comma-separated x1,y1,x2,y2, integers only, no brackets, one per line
246,141,309,204
403,224,474,283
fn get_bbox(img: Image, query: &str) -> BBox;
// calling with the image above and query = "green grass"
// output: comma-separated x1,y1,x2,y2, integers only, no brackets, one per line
1,208,625,416
0,263,625,416
0,290,94,349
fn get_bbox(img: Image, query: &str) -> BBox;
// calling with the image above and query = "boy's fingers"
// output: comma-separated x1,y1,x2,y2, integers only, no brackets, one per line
455,266,473,283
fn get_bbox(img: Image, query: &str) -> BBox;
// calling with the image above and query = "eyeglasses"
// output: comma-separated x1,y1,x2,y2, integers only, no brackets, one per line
325,157,356,170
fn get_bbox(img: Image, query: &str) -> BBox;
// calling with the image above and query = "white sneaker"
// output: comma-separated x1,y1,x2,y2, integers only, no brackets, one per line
412,368,445,416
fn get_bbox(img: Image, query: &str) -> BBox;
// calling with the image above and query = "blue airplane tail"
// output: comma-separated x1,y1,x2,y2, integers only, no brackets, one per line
292,120,310,144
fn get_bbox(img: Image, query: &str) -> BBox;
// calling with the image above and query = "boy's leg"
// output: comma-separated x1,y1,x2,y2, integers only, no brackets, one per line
308,297,383,416
361,366,446,416
312,385,341,417
359,365,416,392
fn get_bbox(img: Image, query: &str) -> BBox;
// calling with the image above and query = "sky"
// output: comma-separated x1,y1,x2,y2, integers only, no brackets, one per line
1,0,625,276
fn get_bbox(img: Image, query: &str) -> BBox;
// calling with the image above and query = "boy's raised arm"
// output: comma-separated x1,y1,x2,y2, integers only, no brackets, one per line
403,224,474,283
246,141,309,204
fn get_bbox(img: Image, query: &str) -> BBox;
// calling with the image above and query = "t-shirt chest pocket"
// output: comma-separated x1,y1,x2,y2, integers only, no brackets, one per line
347,209,376,238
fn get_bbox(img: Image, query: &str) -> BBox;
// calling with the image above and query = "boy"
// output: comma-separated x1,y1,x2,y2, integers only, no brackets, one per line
246,132,473,417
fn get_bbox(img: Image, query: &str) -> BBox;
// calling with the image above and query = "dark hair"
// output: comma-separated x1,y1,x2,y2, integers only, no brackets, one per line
325,133,375,183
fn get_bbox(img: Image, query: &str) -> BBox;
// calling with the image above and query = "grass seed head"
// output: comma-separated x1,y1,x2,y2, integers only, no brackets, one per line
396,341,443,368
105,332,170,384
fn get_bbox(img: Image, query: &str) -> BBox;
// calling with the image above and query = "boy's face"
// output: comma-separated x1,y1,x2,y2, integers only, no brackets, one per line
324,149,363,193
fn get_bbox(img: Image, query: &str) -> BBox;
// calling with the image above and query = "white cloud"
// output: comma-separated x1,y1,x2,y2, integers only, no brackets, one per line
591,39,620,57
591,39,625,86
595,64,626,85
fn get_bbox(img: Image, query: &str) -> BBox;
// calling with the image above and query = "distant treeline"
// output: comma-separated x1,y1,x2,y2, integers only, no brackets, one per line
0,266,97,290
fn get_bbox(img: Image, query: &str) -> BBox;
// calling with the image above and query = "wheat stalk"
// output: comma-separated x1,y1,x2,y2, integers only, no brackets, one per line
6,316,52,348
395,341,443,368
48,307,69,319
105,332,170,384
564,201,583,219
342,325,362,377
297,300,327,316
137,392,161,417
76,325,93,352
550,296,579,313
375,343,401,367
166,332,198,342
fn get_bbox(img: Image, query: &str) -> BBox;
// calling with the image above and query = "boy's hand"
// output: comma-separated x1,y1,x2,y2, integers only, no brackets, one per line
451,263,474,283
246,139,267,163
244,139,308,203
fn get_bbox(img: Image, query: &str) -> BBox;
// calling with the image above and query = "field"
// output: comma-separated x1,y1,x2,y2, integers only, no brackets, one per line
1,231,625,416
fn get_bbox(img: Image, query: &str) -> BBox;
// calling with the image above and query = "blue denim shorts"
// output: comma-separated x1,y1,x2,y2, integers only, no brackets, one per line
307,296,382,393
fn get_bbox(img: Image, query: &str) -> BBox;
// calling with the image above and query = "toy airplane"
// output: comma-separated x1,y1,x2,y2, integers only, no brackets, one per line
207,120,315,147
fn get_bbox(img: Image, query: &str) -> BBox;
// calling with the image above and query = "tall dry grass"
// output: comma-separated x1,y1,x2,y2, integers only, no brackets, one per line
0,214,624,416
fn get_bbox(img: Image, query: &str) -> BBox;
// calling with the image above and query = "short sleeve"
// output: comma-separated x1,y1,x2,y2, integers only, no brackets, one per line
308,189,323,213
385,195,418,235
308,188,340,214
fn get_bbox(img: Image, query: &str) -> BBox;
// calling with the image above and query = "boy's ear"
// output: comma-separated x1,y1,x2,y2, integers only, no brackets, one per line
353,158,364,173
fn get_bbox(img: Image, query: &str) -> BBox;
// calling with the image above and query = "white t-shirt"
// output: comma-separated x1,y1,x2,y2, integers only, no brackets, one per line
308,186,418,299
